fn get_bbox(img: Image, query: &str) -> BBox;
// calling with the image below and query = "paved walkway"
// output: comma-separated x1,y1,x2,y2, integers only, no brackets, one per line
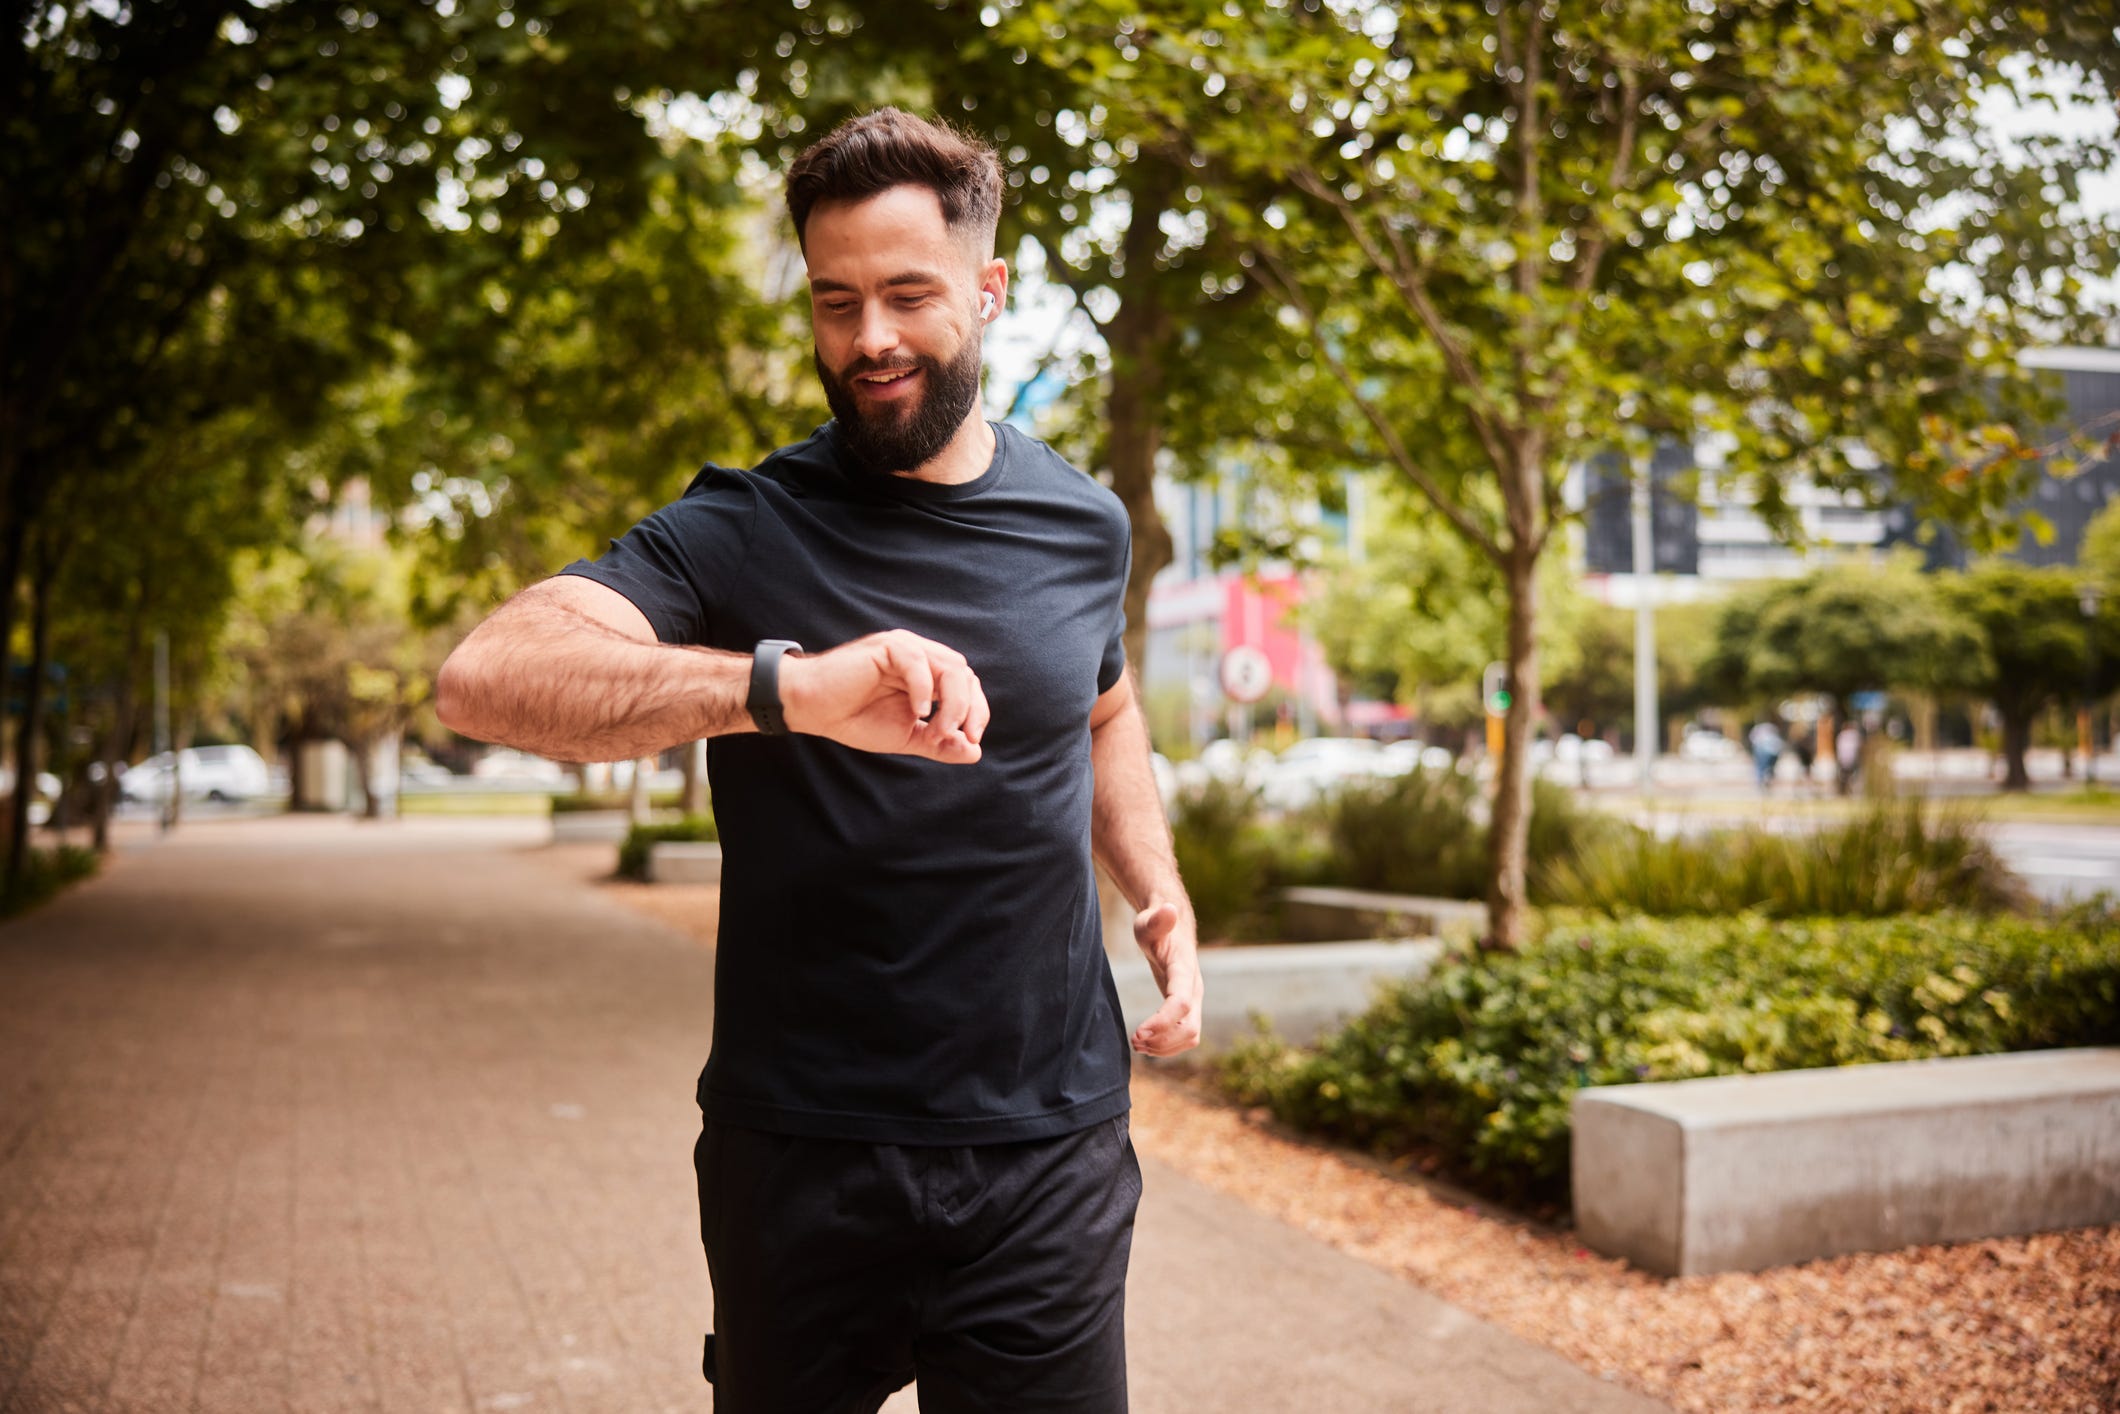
0,816,1667,1413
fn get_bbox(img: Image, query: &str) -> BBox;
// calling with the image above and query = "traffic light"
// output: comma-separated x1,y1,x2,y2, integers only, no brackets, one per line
1483,661,1513,719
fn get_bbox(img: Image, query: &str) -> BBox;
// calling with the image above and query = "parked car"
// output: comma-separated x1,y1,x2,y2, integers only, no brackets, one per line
120,745,273,803
1679,727,1742,762
1260,736,1398,810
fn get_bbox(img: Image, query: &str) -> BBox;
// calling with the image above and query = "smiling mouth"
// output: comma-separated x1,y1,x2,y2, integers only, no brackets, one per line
855,366,920,388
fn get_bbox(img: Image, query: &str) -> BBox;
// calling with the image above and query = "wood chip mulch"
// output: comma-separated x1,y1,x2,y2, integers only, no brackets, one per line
591,869,2120,1414
1130,1067,2120,1414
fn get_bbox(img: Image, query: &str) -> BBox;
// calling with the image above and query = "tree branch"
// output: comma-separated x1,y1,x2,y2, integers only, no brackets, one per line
1253,249,1503,565
1291,166,1516,477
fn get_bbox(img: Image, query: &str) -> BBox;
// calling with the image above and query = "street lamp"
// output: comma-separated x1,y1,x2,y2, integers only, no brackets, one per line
2083,585,2104,787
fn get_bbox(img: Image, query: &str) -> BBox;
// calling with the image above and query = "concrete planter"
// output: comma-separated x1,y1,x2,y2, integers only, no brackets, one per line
549,809,632,844
648,841,722,885
1572,1047,2120,1275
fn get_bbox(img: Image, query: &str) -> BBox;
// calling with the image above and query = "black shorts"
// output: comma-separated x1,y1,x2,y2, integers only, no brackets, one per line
695,1114,1141,1413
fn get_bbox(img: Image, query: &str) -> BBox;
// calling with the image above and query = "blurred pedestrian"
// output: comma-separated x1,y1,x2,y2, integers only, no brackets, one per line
1749,718,1785,791
1836,718,1864,793
436,109,1196,1412
1791,721,1818,790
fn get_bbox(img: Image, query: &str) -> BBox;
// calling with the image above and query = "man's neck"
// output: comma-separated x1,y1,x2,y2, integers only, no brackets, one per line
894,406,996,486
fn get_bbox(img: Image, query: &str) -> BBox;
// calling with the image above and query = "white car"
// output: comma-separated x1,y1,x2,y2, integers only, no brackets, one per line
1260,737,1398,810
121,745,273,803
1679,728,1742,762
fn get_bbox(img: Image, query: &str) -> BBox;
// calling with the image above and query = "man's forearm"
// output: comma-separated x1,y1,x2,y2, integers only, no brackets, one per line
1088,693,1191,928
436,584,751,761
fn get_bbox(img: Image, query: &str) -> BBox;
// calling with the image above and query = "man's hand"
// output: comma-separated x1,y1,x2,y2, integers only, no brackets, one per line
780,629,990,764
1129,899,1203,1056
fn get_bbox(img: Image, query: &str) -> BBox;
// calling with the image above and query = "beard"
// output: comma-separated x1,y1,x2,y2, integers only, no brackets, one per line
816,329,985,477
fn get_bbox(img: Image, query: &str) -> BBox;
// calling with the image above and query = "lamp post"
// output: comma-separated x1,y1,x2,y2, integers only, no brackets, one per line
2083,585,2104,787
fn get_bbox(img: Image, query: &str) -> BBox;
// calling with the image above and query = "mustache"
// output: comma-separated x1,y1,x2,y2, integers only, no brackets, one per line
836,353,933,380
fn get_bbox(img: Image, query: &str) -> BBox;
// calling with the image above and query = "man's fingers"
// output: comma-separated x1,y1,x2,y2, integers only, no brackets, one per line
929,661,980,738
1131,993,1202,1056
880,634,940,724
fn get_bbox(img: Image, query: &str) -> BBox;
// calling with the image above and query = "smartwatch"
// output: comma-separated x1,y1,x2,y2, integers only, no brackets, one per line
747,640,804,736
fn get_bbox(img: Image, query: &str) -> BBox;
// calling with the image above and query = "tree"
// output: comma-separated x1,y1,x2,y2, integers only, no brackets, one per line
1704,557,1984,792
1940,562,2103,790
677,0,1327,674
1304,485,1592,735
223,540,451,817
1182,1,2120,946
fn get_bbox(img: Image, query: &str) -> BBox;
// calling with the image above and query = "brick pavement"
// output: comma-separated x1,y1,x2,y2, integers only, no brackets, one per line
0,816,1666,1414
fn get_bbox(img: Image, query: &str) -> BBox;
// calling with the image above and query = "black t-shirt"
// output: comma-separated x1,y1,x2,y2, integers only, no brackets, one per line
562,422,1134,1145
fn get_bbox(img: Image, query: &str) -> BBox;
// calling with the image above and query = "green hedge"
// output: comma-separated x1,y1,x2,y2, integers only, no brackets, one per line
616,814,717,880
1540,799,2029,918
1221,902,2120,1207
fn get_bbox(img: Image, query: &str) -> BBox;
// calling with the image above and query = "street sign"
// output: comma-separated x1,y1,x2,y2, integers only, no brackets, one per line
1219,645,1273,704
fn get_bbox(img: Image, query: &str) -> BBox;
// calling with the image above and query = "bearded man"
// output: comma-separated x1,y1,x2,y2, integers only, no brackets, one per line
436,107,1202,1414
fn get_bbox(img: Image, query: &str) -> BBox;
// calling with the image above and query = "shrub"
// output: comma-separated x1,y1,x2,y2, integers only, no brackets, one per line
1221,903,2120,1207
1540,798,2030,918
0,844,100,918
616,814,717,881
1170,778,1286,941
1303,767,1487,899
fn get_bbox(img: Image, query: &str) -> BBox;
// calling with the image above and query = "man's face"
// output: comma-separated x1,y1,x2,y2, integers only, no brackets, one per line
804,185,1005,475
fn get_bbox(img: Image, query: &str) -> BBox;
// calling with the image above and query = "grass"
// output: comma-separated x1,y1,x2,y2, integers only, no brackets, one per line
395,791,557,816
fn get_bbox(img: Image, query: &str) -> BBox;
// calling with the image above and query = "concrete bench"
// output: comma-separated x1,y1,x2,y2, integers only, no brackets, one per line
1571,1047,2120,1276
549,808,632,844
647,841,722,884
1110,939,1444,1051
1278,887,1487,944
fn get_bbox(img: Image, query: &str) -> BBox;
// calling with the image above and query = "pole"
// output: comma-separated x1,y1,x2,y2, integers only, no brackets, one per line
153,631,173,833
2084,587,2103,787
1631,451,1658,797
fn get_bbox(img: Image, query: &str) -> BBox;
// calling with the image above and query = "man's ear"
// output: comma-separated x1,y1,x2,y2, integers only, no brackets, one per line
978,257,1008,321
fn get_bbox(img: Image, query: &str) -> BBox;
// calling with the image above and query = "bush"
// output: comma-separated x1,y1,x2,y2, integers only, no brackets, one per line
616,814,716,880
0,844,100,918
1169,778,1288,941
1221,904,2120,1207
1540,798,2030,918
1304,767,1486,899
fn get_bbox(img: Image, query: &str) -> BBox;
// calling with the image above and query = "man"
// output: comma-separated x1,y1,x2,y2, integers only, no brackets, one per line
435,107,1202,1413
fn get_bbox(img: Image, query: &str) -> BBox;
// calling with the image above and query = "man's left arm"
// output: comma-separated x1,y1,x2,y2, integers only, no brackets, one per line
1089,668,1203,1056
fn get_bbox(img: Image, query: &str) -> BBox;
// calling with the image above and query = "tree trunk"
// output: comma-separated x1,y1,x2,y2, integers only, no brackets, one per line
1104,167,1179,681
7,546,54,891
2000,710,2033,792
1485,544,1541,953
350,739,381,819
628,755,652,825
92,672,137,854
0,507,22,852
681,738,708,816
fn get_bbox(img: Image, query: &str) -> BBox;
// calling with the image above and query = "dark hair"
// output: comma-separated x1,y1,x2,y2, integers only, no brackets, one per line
784,107,1003,249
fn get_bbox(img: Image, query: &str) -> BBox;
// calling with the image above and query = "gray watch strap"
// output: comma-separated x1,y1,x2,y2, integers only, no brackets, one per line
746,640,804,736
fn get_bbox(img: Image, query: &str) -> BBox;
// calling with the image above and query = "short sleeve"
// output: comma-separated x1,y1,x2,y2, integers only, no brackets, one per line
1095,523,1131,694
558,465,757,646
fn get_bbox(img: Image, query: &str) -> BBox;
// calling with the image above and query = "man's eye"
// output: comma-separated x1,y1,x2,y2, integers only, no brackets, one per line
821,302,856,315
895,295,931,308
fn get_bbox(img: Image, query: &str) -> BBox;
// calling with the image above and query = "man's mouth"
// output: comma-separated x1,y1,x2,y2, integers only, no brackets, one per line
855,366,920,387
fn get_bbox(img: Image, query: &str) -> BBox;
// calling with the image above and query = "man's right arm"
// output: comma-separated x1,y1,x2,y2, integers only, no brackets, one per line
435,576,991,765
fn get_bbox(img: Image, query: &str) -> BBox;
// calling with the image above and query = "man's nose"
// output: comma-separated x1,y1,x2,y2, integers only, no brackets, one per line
852,301,900,362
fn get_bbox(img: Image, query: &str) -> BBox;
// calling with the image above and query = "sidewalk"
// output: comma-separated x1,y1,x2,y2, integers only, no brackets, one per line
0,816,1666,1413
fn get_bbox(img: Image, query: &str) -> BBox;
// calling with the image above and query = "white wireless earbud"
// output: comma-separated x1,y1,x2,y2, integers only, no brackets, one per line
980,292,997,319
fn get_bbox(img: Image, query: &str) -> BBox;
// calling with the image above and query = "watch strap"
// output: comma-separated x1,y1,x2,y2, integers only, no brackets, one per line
747,640,804,736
